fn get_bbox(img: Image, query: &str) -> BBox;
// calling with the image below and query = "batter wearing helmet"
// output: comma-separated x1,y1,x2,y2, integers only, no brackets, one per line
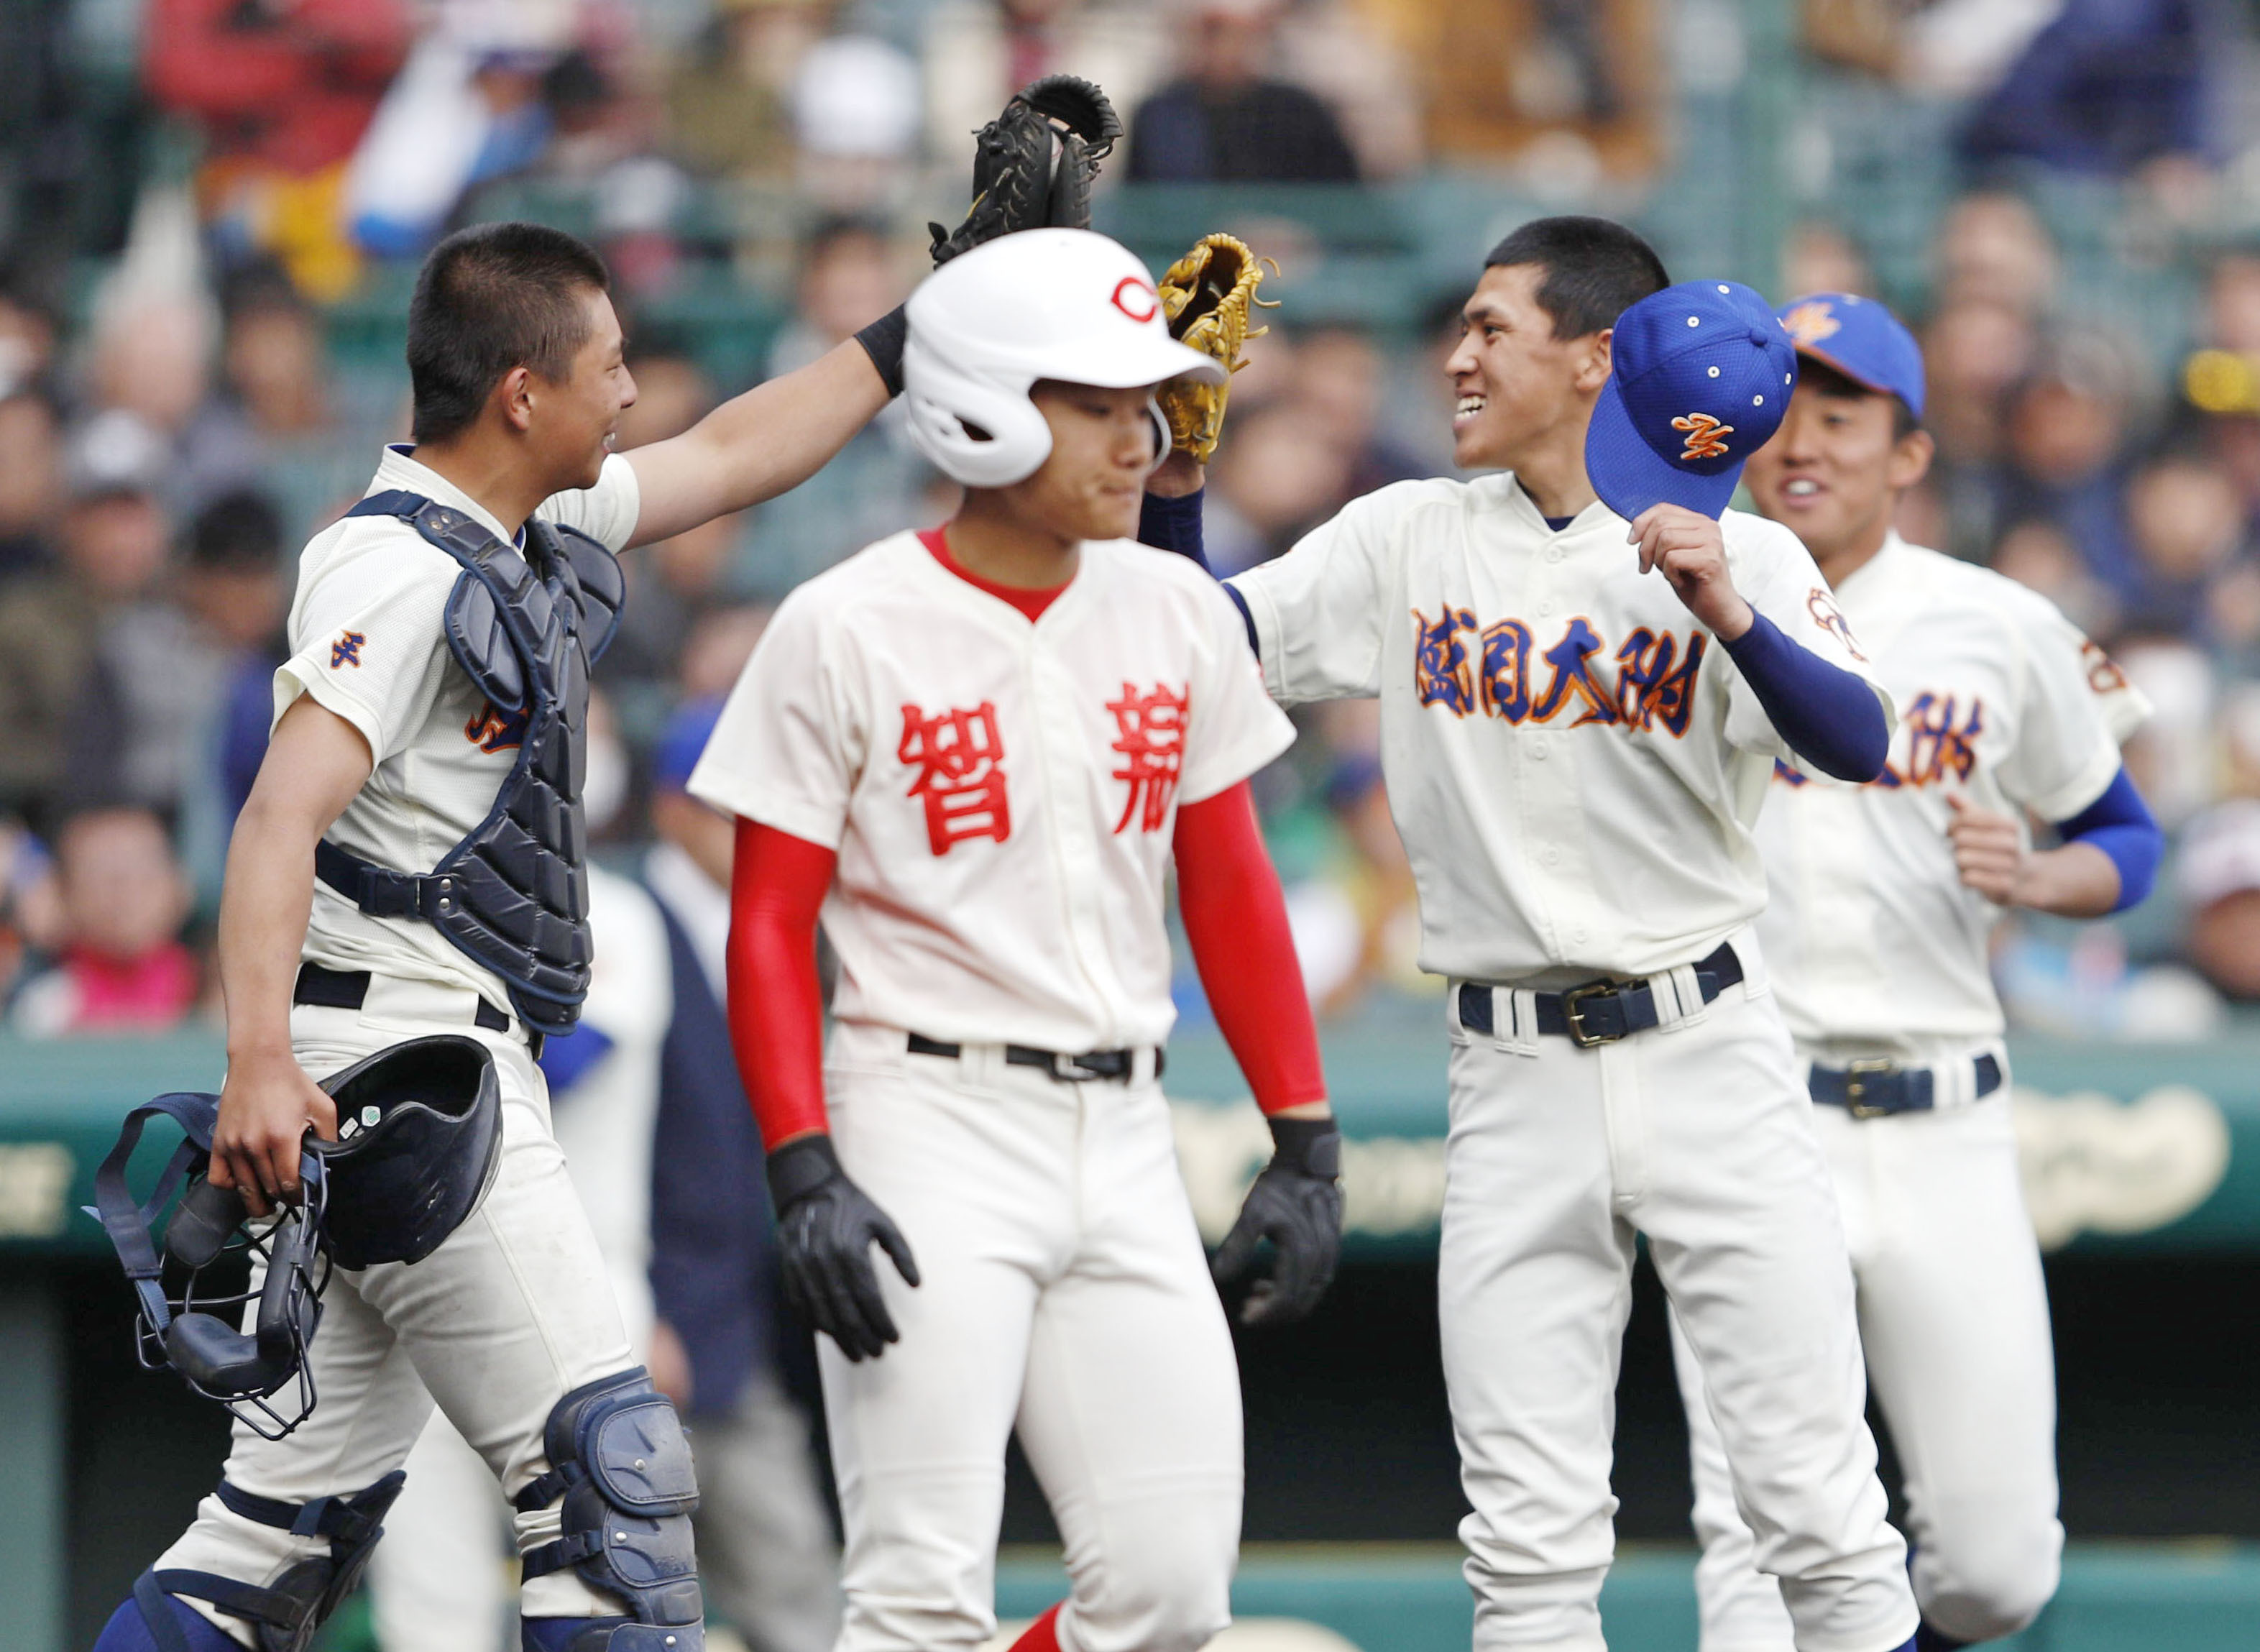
1670,295,2160,1651
94,221,902,1652
1221,218,1926,1651
686,227,1341,1652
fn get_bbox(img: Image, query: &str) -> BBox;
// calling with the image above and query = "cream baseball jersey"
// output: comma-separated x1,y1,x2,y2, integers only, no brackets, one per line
688,531,1294,1052
275,444,643,1005
1755,533,2149,1052
1226,474,1890,982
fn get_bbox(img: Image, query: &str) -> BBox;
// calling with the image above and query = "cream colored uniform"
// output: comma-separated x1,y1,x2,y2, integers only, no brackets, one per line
1671,533,2150,1649
689,530,1295,1652
1228,476,1919,1652
154,444,649,1643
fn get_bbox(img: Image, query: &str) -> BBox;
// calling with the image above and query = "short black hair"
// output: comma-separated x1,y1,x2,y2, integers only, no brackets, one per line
407,222,611,444
187,489,283,572
1482,216,1670,340
1796,354,1921,440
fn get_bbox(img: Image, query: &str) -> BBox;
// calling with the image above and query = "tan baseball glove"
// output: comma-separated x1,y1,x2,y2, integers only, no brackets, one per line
1155,233,1279,464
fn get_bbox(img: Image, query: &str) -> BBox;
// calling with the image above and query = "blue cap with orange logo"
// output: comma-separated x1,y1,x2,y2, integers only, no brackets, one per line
1775,291,1926,421
1584,280,1799,522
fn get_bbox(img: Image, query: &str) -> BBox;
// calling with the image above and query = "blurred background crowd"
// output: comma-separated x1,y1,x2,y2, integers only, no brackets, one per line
4,0,2260,1047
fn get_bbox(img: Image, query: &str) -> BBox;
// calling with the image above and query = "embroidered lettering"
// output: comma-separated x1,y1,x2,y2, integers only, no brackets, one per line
331,630,366,669
1412,608,1709,740
1479,619,1533,722
1107,682,1190,834
899,702,1011,855
1412,605,1479,715
1615,628,1707,735
1806,587,1868,661
1895,692,1983,789
1672,413,1732,461
1530,617,1620,727
464,699,528,753
2082,639,2130,696
1778,300,1840,347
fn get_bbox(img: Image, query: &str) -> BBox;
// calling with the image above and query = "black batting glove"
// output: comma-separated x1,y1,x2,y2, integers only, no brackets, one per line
766,1135,921,1362
1211,1114,1343,1326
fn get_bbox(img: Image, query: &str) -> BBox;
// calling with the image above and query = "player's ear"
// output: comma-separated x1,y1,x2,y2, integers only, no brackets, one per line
1578,327,1614,394
495,364,538,434
1888,426,1934,492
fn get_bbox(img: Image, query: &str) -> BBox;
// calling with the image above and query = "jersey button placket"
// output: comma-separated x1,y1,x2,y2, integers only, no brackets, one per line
1031,642,1125,1042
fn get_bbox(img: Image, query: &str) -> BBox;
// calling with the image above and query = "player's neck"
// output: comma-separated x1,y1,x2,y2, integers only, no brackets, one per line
1500,431,1596,522
1808,511,1896,589
947,494,1082,589
411,428,564,539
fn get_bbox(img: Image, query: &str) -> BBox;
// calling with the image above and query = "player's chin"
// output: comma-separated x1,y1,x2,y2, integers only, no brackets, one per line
1081,487,1142,542
1451,414,1511,472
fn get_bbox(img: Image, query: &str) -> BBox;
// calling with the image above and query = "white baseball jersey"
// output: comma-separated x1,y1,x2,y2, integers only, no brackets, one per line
274,443,642,1006
687,530,1294,1053
1226,474,1890,981
1755,533,2150,1055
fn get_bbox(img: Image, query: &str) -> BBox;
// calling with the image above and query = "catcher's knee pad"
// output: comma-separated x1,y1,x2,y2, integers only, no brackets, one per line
515,1368,704,1646
133,1472,405,1652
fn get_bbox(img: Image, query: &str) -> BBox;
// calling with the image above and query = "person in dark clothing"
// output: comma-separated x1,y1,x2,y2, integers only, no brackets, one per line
1127,1,1359,182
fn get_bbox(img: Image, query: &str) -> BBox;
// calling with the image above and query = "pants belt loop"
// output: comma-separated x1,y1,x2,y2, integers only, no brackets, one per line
1655,962,1707,1032
1446,981,1472,1046
1501,988,1540,1057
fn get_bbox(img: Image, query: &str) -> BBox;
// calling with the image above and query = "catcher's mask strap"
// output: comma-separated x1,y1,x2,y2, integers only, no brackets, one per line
88,1093,224,1337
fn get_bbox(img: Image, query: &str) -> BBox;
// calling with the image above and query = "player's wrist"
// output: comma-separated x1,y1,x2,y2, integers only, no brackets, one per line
1708,591,1755,642
766,1132,845,1210
1266,1114,1341,1179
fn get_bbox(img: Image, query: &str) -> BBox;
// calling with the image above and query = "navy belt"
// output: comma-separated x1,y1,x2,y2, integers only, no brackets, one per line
293,961,539,1057
906,1030,1162,1083
1457,942,1745,1049
1809,1053,2003,1119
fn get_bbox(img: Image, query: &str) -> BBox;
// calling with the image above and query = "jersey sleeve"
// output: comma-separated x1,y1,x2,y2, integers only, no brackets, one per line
686,587,866,848
1718,515,1894,765
1224,486,1403,705
272,533,456,764
536,452,643,552
1177,575,1299,807
1995,592,2154,822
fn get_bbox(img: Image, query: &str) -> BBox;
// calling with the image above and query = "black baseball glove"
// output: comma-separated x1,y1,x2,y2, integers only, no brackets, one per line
766,1134,921,1362
1211,1116,1344,1326
928,73,1124,266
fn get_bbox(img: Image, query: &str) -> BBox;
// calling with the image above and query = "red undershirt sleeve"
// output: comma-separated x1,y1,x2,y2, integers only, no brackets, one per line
727,816,837,1151
1173,781,1328,1115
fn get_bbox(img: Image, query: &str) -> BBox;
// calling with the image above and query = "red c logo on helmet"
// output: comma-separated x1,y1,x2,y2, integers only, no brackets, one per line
1111,276,1159,323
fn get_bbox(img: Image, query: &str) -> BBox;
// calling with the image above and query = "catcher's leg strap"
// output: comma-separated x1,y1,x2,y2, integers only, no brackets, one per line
515,1368,704,1640
144,1472,405,1652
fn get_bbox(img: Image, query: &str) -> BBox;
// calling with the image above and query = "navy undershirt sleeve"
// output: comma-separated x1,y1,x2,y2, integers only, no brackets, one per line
1718,611,1889,781
2052,765,2162,912
1138,487,1208,572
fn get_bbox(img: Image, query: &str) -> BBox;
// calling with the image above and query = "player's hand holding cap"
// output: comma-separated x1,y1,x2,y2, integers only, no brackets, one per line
1584,279,1800,521
1776,290,1926,419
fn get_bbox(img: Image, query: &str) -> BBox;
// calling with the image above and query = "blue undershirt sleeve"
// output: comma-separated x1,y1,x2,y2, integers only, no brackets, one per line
2052,765,2162,912
1718,611,1890,782
1138,487,1208,572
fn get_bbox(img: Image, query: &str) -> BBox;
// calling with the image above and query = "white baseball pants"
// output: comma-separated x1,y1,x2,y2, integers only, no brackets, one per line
154,981,638,1646
819,1020,1243,1652
1439,946,1918,1652
1671,1076,2062,1649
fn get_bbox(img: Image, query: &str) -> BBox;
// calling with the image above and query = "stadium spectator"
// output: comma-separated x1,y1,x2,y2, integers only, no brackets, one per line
665,0,829,180
1127,0,1361,182
0,818,61,1011
9,807,197,1036
1291,324,1433,497
0,423,171,830
922,0,1169,166
0,283,60,398
1205,402,1360,573
2121,449,2248,638
1932,191,2061,316
2177,799,2260,1000
81,283,227,515
2003,331,2151,599
1961,0,2216,177
0,390,64,582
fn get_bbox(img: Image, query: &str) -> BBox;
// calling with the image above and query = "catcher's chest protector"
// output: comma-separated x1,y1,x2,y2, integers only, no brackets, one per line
318,490,624,1034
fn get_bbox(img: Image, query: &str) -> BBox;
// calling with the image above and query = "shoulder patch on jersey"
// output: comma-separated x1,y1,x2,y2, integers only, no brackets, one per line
331,630,367,669
1806,587,1866,661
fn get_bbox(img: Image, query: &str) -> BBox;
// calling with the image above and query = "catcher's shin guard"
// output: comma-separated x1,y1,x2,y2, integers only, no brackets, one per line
126,1472,405,1652
91,1588,243,1652
514,1369,704,1651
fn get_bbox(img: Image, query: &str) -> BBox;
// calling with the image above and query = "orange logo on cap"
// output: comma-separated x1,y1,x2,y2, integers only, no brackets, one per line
1111,276,1159,323
1672,412,1733,461
1780,300,1840,346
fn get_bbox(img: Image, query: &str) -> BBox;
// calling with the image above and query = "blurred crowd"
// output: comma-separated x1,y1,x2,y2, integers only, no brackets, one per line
4,0,2260,1046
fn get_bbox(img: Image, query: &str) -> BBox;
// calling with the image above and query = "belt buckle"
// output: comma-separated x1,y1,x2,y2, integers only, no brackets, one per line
1561,980,1622,1049
1844,1057,1899,1119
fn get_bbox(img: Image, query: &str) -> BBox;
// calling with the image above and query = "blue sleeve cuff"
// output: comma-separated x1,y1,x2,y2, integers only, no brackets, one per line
1139,487,1208,572
1718,611,1889,782
2054,766,2162,912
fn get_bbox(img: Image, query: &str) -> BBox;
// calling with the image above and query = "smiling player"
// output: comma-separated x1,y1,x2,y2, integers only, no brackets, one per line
1670,293,2160,1652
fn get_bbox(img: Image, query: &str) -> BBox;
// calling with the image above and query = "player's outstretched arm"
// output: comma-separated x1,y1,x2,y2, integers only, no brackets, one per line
1174,781,1342,1325
623,338,894,549
726,816,920,1361
209,697,368,1215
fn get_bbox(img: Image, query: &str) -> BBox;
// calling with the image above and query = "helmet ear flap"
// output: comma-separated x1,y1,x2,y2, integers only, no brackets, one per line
902,340,1055,487
1144,395,1171,477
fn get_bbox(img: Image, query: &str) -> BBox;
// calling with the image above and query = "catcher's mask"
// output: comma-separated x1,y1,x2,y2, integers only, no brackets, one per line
88,1035,503,1439
902,228,1225,488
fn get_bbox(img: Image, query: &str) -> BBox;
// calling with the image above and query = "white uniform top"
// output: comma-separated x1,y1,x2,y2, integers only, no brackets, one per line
1755,533,2150,1058
1227,474,1889,983
274,443,643,1006
687,530,1294,1052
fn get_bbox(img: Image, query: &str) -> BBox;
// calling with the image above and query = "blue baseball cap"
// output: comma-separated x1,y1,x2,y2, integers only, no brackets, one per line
1776,292,1926,421
1584,280,1799,521
652,697,725,794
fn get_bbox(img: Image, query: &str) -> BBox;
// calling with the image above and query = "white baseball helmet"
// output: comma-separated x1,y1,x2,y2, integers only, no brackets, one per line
903,227,1226,488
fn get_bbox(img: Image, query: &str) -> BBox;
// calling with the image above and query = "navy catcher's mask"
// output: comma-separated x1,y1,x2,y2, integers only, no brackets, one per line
89,1035,502,1439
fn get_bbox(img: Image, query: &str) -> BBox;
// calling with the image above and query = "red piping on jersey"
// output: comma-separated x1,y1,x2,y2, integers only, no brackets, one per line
1006,1604,1063,1652
1175,781,1328,1116
921,526,1066,623
727,817,837,1150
